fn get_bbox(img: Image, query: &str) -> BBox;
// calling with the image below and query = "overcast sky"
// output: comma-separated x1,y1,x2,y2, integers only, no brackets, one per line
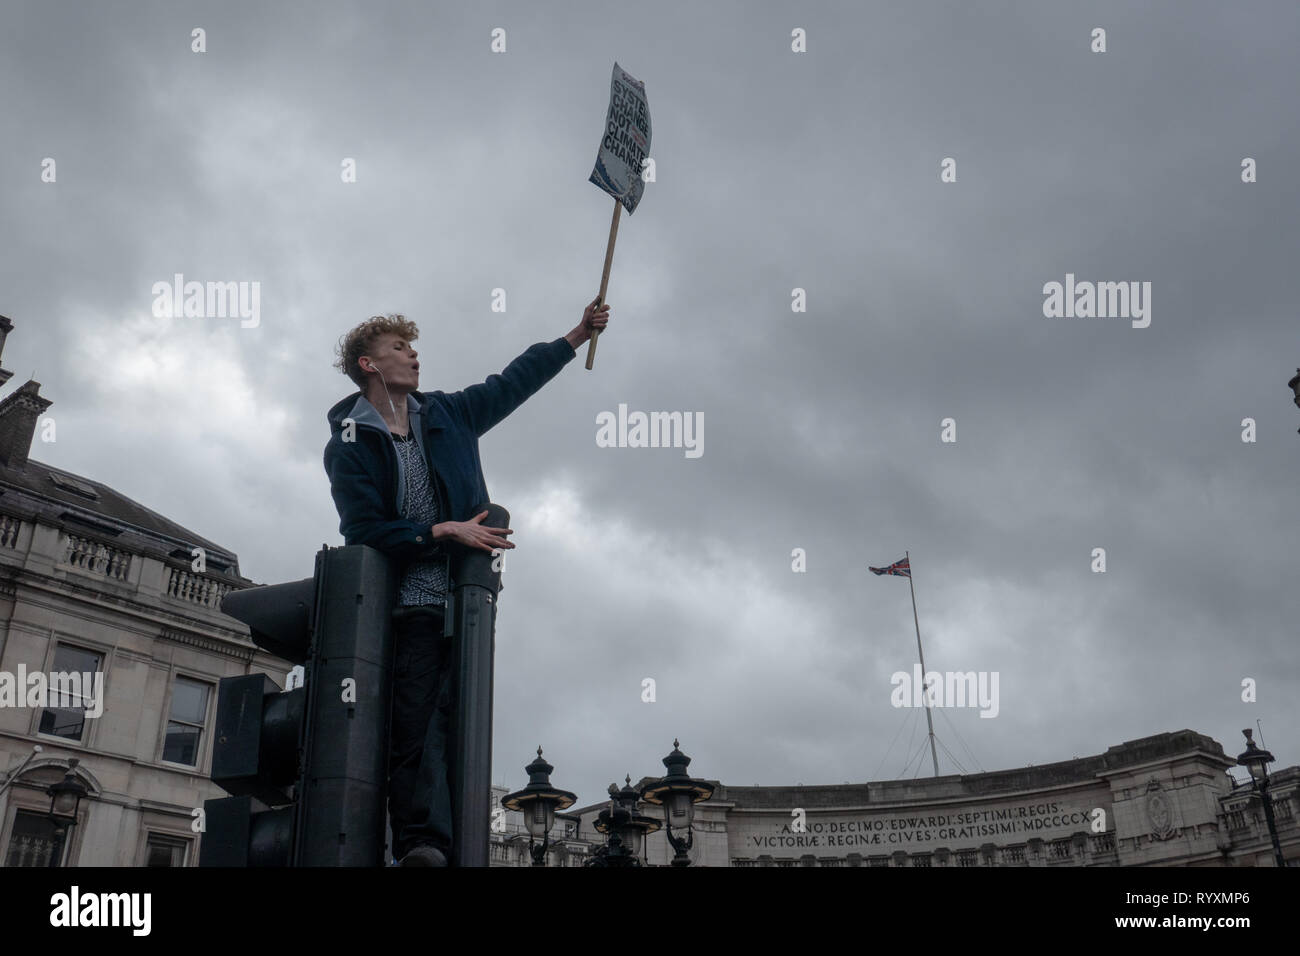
2,0,1297,809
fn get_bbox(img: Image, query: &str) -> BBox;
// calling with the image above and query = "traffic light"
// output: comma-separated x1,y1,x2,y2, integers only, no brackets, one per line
295,545,399,865
200,674,304,866
201,545,398,866
220,576,316,665
200,575,313,867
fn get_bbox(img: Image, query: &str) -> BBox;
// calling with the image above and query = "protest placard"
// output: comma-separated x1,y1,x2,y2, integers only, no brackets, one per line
585,62,651,370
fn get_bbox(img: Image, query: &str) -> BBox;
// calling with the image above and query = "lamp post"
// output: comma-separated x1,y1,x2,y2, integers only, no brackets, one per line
612,774,662,858
45,758,88,867
589,776,661,867
640,739,714,867
501,748,576,867
1235,729,1287,867
1289,369,1300,434
587,800,636,867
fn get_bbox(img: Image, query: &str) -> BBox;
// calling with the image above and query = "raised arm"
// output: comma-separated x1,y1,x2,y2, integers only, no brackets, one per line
451,299,611,436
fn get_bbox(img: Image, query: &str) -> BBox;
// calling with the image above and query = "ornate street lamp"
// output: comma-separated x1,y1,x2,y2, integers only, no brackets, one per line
1235,729,1287,867
501,748,576,867
587,800,637,868
640,739,714,867
45,759,88,867
1289,369,1300,434
590,776,661,866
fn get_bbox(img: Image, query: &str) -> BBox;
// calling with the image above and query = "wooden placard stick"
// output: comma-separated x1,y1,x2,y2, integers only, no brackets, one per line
585,196,623,370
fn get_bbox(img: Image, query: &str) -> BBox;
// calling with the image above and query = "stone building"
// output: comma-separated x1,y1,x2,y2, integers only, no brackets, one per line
0,316,282,866
497,731,1297,867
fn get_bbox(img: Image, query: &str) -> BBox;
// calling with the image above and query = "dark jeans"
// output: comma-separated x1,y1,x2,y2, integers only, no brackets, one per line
388,604,454,861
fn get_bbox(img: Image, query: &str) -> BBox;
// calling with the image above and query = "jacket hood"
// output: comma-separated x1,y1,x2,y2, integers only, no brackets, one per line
327,390,424,435
326,389,439,516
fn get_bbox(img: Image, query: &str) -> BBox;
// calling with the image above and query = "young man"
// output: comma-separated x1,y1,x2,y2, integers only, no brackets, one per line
323,298,610,866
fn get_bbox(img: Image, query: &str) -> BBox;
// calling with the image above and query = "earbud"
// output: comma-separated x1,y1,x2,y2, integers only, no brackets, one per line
359,358,399,420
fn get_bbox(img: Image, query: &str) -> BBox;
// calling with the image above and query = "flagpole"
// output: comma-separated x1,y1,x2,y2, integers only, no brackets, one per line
906,550,940,777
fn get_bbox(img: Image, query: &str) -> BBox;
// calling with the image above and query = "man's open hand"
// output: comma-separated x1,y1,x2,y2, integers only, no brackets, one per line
434,511,514,553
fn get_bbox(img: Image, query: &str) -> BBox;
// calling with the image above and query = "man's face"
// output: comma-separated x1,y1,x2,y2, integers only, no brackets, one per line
363,333,420,390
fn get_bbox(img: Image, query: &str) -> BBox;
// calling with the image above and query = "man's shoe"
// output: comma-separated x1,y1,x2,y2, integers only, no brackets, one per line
399,844,448,867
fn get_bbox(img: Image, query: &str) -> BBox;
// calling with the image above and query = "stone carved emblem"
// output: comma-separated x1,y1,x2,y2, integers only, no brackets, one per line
1145,780,1178,840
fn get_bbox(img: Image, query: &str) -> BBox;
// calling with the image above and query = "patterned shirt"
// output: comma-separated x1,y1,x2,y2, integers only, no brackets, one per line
392,432,449,607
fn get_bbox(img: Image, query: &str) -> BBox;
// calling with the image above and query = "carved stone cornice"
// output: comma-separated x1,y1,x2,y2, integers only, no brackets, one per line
158,626,256,663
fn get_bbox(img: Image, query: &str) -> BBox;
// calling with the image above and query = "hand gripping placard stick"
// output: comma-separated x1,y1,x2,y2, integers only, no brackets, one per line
586,199,621,369
585,62,651,370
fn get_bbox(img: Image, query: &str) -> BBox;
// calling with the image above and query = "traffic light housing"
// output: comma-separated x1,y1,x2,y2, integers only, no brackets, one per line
201,573,313,867
218,576,316,665
295,545,399,865
201,545,398,866
199,673,306,865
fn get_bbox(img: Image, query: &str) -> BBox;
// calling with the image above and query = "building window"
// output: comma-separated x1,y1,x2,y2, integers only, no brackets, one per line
37,644,104,741
162,676,211,765
144,832,190,867
4,809,67,867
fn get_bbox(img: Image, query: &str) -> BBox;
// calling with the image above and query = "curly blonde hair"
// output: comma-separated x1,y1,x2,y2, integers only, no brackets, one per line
333,314,420,389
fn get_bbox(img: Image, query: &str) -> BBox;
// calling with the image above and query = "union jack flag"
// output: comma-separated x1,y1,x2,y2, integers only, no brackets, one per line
869,557,910,577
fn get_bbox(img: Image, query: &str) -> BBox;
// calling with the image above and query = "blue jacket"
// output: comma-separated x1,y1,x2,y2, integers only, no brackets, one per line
323,337,577,569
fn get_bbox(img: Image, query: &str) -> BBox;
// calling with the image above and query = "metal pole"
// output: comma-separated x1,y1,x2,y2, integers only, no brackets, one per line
447,502,508,866
906,550,940,777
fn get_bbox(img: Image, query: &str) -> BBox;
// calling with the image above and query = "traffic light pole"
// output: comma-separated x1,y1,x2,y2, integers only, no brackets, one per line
446,502,508,868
